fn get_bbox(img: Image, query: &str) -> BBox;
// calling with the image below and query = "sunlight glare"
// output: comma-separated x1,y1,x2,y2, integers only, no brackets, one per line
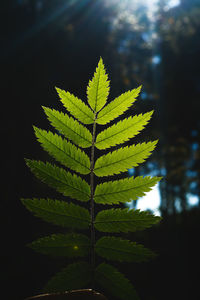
126,184,161,216
167,0,180,9
187,194,199,207
118,0,181,12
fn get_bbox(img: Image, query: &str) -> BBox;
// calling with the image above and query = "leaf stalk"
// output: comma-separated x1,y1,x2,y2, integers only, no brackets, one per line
90,114,97,287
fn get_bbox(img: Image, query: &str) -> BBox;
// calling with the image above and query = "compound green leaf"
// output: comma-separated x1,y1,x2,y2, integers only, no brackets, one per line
95,263,139,300
29,233,90,257
95,236,155,262
25,160,90,202
21,198,90,229
94,141,158,177
87,58,109,112
34,127,90,174
94,176,161,204
95,208,161,233
56,87,94,124
44,262,92,293
95,111,153,149
43,107,92,148
96,85,142,125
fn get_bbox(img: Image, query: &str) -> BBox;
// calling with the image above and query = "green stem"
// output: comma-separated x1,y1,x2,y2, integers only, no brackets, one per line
90,114,97,287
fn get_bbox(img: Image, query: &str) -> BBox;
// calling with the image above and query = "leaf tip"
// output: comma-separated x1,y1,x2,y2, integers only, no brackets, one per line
157,176,163,182
154,139,159,145
32,124,38,132
24,157,31,165
20,197,26,205
41,105,47,111
149,109,154,116
99,56,103,64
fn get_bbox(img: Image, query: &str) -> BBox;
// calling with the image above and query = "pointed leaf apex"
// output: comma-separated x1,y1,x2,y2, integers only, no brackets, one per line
55,86,60,92
42,106,51,117
154,139,159,145
55,86,61,96
149,109,154,115
98,57,105,68
87,58,109,112
24,157,28,162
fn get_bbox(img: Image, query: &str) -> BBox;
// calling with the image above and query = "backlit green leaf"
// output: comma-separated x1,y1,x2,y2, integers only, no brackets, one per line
56,87,94,124
87,58,110,112
96,85,142,125
29,233,90,257
21,198,90,229
25,160,90,202
34,127,90,174
44,262,92,293
95,208,161,233
43,107,92,148
95,111,153,149
94,176,161,204
95,263,139,300
95,236,156,262
94,141,158,177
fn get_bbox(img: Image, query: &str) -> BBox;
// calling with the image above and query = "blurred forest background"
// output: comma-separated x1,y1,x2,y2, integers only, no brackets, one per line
1,0,200,299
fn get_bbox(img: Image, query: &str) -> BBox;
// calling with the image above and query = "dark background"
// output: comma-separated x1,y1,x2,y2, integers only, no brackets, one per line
1,1,200,299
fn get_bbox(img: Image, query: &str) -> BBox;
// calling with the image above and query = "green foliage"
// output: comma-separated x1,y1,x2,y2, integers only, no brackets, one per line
56,87,94,124
21,198,90,229
87,57,110,112
43,106,92,148
29,233,90,257
96,85,142,125
94,176,162,204
34,127,90,174
44,262,92,293
94,208,160,233
94,141,158,177
95,111,153,149
95,236,155,262
22,58,162,299
25,160,90,202
95,263,139,300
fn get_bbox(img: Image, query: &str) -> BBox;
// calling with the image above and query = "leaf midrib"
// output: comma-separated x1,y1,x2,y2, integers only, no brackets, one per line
94,218,149,224
94,64,101,112
95,243,139,257
36,243,90,248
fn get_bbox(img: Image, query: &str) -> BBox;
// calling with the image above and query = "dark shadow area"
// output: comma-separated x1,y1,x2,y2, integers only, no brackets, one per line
1,1,199,299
